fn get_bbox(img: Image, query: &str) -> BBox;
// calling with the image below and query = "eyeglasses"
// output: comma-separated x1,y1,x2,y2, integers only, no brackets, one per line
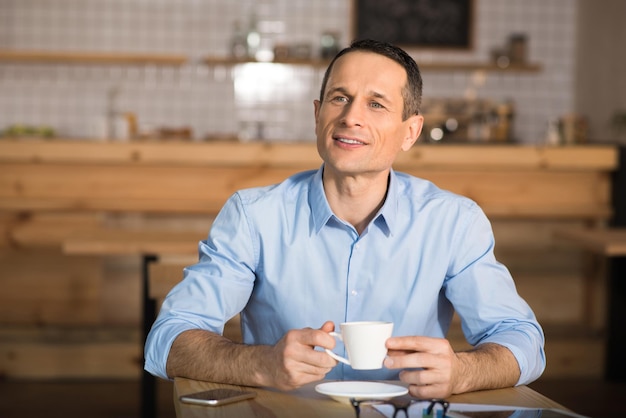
350,397,450,418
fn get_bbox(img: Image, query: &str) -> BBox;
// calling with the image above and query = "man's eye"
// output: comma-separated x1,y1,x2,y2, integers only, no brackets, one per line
331,96,348,103
370,102,384,109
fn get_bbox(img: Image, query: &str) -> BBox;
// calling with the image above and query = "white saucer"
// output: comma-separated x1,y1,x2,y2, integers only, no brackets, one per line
315,381,409,404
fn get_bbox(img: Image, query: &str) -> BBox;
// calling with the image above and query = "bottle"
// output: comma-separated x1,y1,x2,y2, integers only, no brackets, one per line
320,31,339,59
508,34,527,64
230,21,247,59
493,103,513,142
545,118,561,146
246,12,260,60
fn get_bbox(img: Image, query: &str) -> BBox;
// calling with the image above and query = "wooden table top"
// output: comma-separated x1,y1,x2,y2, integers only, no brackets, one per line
173,378,568,418
554,227,626,256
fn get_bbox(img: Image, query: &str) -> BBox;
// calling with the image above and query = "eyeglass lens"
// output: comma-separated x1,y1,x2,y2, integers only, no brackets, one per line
350,398,449,418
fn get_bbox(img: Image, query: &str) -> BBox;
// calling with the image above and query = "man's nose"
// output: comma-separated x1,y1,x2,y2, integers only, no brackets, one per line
340,102,364,127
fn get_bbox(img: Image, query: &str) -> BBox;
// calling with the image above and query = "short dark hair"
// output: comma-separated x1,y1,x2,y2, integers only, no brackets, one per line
318,39,423,120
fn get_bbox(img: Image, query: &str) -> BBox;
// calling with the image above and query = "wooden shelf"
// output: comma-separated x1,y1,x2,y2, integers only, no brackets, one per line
0,50,188,66
203,56,332,68
0,50,541,72
203,55,541,72
419,61,541,72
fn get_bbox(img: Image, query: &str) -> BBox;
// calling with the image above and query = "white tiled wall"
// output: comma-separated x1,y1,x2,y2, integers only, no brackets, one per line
0,0,578,143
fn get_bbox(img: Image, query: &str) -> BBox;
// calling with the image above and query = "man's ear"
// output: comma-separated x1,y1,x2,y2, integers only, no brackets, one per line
313,99,321,124
401,114,424,151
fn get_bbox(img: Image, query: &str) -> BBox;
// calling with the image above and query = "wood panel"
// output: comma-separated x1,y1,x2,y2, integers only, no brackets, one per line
448,326,604,378
0,140,616,169
102,256,142,325
7,212,104,248
0,140,322,166
542,337,605,378
0,327,140,379
0,213,17,249
0,163,301,213
0,164,613,218
515,273,586,324
62,228,205,256
0,249,103,326
407,170,612,218
395,144,617,170
554,227,626,256
148,262,187,301
491,219,607,330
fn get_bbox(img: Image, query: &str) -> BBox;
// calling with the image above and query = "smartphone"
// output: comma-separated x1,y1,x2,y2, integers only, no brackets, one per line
179,388,257,406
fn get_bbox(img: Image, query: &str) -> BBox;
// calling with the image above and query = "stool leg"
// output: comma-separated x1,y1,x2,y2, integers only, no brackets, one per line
606,146,626,380
605,256,626,381
142,255,159,418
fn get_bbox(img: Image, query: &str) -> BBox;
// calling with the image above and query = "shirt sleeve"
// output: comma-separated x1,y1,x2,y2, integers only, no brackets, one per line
444,205,546,385
144,192,257,379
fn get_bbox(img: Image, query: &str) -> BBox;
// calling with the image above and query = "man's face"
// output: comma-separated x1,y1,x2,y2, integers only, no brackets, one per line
314,51,423,180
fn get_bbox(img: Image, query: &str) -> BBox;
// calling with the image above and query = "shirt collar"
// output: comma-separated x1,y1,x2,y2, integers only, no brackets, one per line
309,165,397,237
377,169,397,236
309,166,334,234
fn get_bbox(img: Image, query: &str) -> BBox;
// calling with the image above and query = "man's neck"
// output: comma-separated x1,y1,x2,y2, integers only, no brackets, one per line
322,170,389,235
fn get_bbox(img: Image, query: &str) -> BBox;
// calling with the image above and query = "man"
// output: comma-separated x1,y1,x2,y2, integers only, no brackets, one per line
145,39,545,399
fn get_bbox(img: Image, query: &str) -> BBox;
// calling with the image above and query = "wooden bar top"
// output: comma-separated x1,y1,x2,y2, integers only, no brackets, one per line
62,228,206,256
0,139,618,219
554,227,626,256
0,139,618,170
173,378,569,418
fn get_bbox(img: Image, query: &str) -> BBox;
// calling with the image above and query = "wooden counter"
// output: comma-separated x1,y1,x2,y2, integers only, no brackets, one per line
0,139,620,381
0,139,618,218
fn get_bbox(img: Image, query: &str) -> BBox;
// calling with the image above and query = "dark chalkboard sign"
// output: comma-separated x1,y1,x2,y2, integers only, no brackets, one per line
354,0,473,49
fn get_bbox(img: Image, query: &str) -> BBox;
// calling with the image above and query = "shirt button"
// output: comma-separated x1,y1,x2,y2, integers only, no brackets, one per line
355,244,360,250
351,290,358,296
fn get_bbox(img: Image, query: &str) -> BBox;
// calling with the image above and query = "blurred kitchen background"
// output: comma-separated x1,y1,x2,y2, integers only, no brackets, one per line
1,0,624,145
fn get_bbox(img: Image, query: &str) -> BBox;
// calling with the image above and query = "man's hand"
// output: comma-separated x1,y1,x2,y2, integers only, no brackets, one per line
383,336,459,398
167,321,339,391
259,320,338,390
384,337,520,398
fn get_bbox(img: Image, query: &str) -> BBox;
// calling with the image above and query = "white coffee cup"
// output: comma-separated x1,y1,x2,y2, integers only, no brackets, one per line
325,321,393,370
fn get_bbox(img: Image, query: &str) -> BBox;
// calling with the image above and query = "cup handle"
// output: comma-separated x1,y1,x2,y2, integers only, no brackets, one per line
325,331,350,365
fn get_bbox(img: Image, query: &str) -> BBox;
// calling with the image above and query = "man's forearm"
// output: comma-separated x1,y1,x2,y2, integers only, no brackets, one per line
166,329,273,387
454,343,521,394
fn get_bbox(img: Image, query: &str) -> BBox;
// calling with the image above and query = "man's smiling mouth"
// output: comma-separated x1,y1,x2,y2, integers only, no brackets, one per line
334,136,366,145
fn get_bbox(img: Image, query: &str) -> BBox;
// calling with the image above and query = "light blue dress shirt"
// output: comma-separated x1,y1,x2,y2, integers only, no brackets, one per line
145,166,545,385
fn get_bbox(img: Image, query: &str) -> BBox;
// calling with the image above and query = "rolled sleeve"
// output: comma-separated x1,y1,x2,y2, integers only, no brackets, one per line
143,193,256,380
446,206,546,385
482,326,546,385
144,320,198,379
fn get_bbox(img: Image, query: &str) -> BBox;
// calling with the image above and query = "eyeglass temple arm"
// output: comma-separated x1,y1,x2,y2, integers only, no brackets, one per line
426,399,450,416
